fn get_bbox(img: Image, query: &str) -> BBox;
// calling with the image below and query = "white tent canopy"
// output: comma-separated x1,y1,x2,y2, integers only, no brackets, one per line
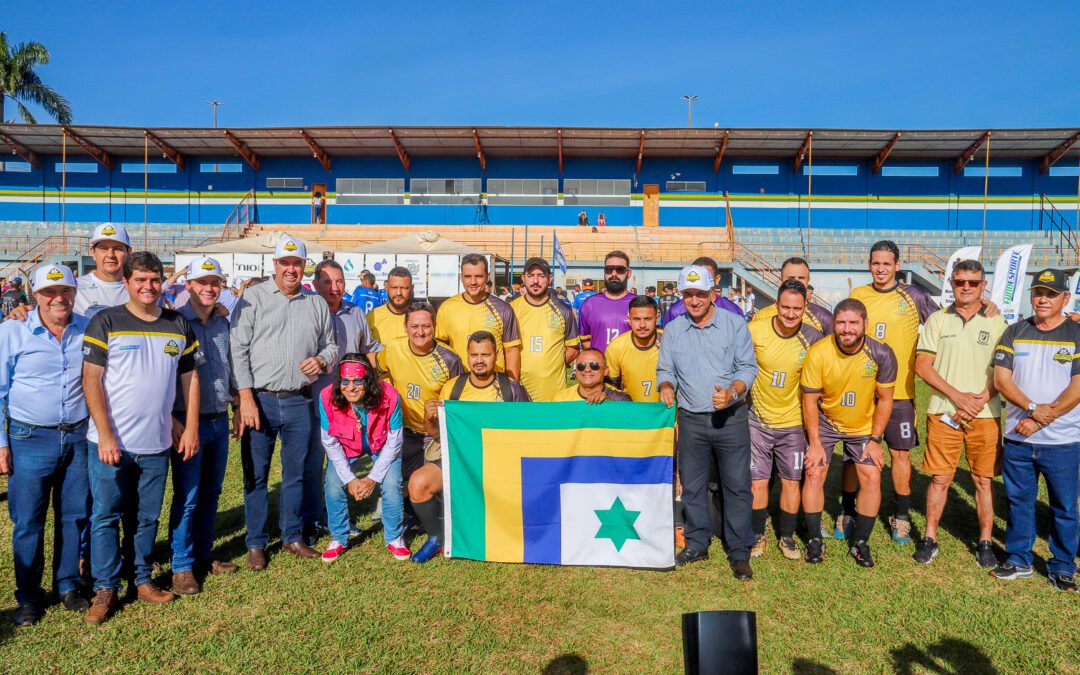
345,231,485,255
179,231,331,256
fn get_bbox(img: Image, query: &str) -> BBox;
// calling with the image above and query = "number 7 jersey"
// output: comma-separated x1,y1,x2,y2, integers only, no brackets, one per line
849,283,938,401
748,318,824,427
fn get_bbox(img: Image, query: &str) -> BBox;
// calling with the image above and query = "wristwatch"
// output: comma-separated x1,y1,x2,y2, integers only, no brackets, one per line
869,435,882,444
1026,402,1038,414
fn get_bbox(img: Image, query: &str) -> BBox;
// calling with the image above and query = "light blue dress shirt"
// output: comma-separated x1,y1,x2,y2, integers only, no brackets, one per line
0,309,90,446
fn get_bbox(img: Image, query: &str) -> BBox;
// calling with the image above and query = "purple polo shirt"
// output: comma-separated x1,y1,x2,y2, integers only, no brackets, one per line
578,292,636,353
663,295,743,325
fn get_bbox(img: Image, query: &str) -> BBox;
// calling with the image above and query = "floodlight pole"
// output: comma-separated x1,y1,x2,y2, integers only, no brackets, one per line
682,95,699,128
208,101,223,128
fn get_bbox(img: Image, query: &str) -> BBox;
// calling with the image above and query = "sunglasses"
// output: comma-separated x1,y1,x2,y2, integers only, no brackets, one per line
340,378,366,388
950,279,983,287
604,265,628,275
575,362,602,372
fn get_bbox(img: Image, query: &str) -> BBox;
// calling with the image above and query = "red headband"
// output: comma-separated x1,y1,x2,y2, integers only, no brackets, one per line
340,361,366,379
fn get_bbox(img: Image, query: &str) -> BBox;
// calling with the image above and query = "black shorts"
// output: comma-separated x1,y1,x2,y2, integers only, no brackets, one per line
402,428,428,481
884,398,918,450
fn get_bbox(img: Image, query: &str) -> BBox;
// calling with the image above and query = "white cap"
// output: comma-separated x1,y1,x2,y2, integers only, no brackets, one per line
677,265,713,292
90,222,130,247
273,236,307,261
32,264,77,292
186,256,226,281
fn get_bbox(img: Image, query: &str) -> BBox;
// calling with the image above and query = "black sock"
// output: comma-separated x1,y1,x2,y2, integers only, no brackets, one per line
853,514,876,542
841,490,857,517
752,508,768,537
894,493,911,520
412,499,443,540
779,510,798,538
804,511,823,541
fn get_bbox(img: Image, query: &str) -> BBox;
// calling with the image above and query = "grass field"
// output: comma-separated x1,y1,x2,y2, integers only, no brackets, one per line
0,381,1077,674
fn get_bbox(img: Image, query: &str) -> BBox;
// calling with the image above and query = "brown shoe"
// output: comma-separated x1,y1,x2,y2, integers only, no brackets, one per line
247,548,268,571
136,583,176,604
282,541,320,559
171,571,201,596
209,560,238,575
85,588,119,625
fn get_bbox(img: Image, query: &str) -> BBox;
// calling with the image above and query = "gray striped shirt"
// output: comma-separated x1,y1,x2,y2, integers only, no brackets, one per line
230,280,338,392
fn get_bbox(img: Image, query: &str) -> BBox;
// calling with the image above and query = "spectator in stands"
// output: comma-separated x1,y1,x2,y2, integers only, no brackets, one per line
313,191,325,224
578,210,590,228
663,257,742,325
2,278,28,316
351,271,382,315
657,283,677,324
597,212,606,228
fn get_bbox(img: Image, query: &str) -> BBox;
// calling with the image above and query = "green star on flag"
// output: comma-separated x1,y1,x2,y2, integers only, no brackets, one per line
594,497,642,552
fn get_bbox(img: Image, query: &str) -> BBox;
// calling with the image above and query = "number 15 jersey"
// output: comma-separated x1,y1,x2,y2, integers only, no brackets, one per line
800,335,897,436
748,318,824,427
510,295,579,402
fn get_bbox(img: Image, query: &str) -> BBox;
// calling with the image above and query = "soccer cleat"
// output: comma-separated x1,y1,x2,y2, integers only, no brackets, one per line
975,540,997,569
321,540,347,564
777,536,801,560
888,516,912,545
1048,573,1078,593
412,536,443,563
386,537,411,561
912,537,939,564
675,547,709,567
750,535,768,558
833,514,853,540
804,538,825,564
848,540,875,568
990,562,1033,580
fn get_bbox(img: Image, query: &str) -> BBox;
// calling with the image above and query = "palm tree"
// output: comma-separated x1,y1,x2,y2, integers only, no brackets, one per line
0,32,72,124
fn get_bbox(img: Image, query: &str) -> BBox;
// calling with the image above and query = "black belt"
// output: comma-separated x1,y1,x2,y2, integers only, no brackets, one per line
173,411,230,422
255,386,311,399
11,417,88,433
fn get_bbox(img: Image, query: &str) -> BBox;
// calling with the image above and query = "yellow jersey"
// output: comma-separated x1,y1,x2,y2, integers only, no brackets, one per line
435,293,521,372
380,337,463,433
510,295,579,402
441,374,531,402
552,385,633,402
605,330,662,402
750,301,833,335
800,335,897,436
849,283,938,400
367,304,408,372
748,318,824,428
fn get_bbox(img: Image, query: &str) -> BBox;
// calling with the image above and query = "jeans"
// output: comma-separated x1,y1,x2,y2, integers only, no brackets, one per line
87,444,170,591
169,415,231,573
7,420,89,605
303,401,327,539
1001,438,1080,576
241,392,312,549
677,406,755,560
324,454,404,545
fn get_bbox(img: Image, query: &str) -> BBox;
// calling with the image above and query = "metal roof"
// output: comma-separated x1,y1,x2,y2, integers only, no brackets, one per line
2,124,1078,169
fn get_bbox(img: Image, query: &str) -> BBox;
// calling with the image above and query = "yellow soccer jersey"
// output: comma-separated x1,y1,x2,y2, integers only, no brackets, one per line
510,295,579,402
381,337,464,433
367,304,408,372
751,301,834,335
441,374,531,402
605,330,662,402
435,293,522,372
800,335,898,436
849,283,938,400
748,318,824,427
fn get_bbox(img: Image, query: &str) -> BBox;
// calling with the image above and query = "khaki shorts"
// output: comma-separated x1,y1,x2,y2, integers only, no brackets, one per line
923,414,1002,477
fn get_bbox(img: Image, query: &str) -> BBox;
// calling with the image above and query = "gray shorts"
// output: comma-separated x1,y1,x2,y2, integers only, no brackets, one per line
749,421,806,481
817,415,876,468
884,398,918,450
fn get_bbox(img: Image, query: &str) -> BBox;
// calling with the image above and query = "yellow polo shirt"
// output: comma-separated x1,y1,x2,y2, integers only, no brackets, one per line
367,304,408,372
916,305,1007,418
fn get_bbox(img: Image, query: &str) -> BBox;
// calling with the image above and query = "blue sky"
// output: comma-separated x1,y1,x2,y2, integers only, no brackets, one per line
6,1,1080,129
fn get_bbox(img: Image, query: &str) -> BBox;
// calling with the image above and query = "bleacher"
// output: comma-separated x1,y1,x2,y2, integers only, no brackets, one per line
0,221,226,257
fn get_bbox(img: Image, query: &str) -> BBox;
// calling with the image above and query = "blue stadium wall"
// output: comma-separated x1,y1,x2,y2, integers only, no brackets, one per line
1,154,1077,229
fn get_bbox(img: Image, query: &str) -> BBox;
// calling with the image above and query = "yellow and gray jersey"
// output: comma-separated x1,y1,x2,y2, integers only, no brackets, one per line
83,305,202,453
994,318,1080,445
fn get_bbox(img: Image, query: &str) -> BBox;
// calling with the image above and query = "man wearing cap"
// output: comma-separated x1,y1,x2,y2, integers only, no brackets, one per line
76,223,132,319
572,280,596,312
578,251,635,354
0,264,90,626
511,257,579,401
662,258,743,326
657,265,758,580
368,266,414,373
167,256,238,595
991,268,1080,592
230,235,337,569
553,348,632,402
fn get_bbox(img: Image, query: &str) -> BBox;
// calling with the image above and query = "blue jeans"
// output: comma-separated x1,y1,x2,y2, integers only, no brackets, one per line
7,420,89,605
87,444,170,591
324,455,404,545
303,401,327,539
169,415,231,573
241,392,311,549
1002,438,1080,576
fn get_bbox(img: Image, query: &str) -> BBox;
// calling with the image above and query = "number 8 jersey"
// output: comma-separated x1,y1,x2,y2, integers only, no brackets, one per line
748,319,824,427
800,335,898,436
849,283,938,401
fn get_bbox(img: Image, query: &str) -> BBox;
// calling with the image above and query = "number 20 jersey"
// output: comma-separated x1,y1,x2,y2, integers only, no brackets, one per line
748,318,824,428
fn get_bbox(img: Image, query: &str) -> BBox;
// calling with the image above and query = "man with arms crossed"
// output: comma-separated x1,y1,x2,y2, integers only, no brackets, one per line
913,259,1005,567
435,254,521,378
511,257,579,401
747,280,824,560
606,295,662,402
990,269,1080,592
801,298,897,567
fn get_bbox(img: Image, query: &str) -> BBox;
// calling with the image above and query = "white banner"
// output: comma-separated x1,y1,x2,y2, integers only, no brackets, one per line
397,254,429,298
233,253,263,279
428,255,462,298
939,246,982,306
989,244,1033,323
173,253,200,278
364,255,396,286
335,252,365,281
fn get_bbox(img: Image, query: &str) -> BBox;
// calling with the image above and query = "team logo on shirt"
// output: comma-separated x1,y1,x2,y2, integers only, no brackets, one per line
1053,347,1072,364
796,348,807,365
431,364,445,380
863,361,878,377
164,340,181,357
896,299,910,314
549,311,561,329
485,314,497,328
978,330,990,345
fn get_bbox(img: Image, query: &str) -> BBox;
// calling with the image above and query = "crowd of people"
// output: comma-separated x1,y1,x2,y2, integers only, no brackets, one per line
2,223,1078,628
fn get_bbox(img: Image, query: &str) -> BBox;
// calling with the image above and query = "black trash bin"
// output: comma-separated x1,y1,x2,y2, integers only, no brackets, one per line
682,610,757,675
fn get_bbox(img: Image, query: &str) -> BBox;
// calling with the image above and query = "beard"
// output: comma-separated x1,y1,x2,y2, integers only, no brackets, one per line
605,277,627,294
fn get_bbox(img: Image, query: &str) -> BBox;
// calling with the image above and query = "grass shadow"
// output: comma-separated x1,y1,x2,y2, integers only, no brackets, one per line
0,607,15,645
890,637,996,674
791,659,838,674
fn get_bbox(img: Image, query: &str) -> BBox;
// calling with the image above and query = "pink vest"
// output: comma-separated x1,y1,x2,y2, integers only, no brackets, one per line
320,381,400,459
